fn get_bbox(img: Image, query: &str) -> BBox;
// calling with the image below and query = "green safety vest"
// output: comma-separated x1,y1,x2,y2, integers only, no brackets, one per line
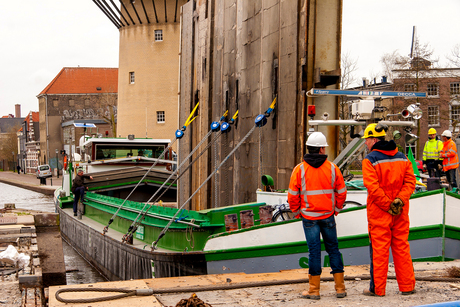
423,138,443,161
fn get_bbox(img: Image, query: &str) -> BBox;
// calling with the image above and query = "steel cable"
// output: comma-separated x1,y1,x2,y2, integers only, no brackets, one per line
54,274,460,303
152,125,257,250
123,130,222,242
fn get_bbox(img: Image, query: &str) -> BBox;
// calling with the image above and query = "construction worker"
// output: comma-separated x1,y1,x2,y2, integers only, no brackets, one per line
422,128,443,177
288,132,347,300
439,130,459,190
361,123,416,297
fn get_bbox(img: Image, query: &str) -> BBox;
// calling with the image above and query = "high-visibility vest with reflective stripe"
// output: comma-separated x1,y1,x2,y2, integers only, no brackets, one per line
440,139,459,171
288,160,347,220
423,138,443,161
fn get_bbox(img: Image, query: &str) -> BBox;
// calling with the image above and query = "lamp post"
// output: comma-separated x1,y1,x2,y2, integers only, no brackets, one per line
12,151,14,171
55,149,59,178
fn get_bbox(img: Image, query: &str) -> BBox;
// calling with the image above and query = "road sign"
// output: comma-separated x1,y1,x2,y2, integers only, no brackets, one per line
308,88,427,98
73,123,96,128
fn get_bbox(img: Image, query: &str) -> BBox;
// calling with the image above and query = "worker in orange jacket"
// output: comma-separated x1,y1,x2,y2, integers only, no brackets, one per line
439,130,459,190
361,123,416,297
288,132,347,300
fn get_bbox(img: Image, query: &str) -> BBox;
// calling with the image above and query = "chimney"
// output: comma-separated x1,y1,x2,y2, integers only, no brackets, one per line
15,104,21,118
382,76,388,83
362,78,368,88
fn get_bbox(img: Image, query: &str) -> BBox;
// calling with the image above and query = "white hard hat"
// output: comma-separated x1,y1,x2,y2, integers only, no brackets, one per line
441,130,452,137
306,132,328,147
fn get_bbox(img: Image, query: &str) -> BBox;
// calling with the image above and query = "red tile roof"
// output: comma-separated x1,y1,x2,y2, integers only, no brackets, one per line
18,112,39,132
39,67,118,95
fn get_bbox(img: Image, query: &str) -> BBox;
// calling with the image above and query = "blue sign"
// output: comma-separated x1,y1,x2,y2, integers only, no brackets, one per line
311,88,427,98
73,123,96,128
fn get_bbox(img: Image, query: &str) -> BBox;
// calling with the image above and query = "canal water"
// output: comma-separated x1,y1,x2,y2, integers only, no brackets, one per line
0,182,107,285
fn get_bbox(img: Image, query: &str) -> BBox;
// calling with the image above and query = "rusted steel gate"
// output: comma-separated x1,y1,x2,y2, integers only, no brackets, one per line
179,0,342,211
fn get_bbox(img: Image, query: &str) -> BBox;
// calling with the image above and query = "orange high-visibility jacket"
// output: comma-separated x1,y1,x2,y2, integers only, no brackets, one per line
288,159,346,220
440,138,459,171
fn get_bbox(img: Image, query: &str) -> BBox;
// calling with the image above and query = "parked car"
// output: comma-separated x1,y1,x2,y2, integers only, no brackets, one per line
36,164,52,179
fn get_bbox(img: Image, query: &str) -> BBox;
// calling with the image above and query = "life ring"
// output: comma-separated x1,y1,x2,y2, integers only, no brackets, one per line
63,156,68,170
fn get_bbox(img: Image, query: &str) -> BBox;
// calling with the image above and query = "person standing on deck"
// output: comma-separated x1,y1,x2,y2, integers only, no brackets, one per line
422,128,443,177
361,123,416,297
439,130,459,190
71,169,93,216
288,132,347,300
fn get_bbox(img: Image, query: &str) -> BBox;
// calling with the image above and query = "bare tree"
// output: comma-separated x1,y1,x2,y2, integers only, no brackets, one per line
380,50,403,82
447,44,460,68
0,125,21,168
388,36,447,160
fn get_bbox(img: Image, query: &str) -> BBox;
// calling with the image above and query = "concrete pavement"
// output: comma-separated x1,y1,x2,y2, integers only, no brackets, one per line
0,171,62,195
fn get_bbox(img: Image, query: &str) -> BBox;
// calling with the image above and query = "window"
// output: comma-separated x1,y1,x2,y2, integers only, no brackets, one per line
157,111,165,123
129,72,135,84
404,84,415,92
427,105,440,126
85,99,91,107
69,99,75,107
427,83,439,97
53,99,59,107
451,82,460,95
155,30,163,42
451,104,460,125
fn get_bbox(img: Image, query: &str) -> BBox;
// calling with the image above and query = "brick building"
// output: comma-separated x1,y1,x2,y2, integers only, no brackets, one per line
392,67,460,159
37,67,118,173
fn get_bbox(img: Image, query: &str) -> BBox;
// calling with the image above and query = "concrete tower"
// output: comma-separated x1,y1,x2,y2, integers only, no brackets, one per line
95,0,187,139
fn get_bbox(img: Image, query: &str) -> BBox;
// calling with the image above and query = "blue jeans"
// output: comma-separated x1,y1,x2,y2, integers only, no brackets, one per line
302,215,344,276
73,186,86,213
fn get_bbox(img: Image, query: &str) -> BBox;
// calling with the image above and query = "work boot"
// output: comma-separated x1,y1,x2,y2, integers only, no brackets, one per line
333,272,347,298
363,289,384,297
401,289,416,295
301,275,321,300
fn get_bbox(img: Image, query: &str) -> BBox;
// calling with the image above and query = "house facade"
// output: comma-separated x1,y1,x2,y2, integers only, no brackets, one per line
37,67,118,173
18,111,40,174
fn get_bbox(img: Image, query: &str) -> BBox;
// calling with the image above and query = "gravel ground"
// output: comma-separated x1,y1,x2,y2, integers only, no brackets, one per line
158,261,460,307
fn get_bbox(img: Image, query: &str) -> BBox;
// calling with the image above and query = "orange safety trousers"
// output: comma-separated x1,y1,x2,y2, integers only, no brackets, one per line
368,209,415,296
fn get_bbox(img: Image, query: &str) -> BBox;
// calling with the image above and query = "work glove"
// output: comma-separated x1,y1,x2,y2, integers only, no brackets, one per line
423,164,427,170
387,198,404,216
438,164,443,171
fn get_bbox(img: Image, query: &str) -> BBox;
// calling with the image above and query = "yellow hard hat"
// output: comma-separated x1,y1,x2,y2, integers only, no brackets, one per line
362,123,387,139
428,128,437,135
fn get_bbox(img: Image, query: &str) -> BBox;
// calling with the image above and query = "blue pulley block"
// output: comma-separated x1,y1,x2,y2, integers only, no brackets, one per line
210,121,220,132
221,122,231,133
255,114,267,127
175,129,184,139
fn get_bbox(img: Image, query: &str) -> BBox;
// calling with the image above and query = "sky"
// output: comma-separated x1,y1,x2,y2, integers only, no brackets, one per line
0,1,459,116
342,0,460,86
0,1,119,117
